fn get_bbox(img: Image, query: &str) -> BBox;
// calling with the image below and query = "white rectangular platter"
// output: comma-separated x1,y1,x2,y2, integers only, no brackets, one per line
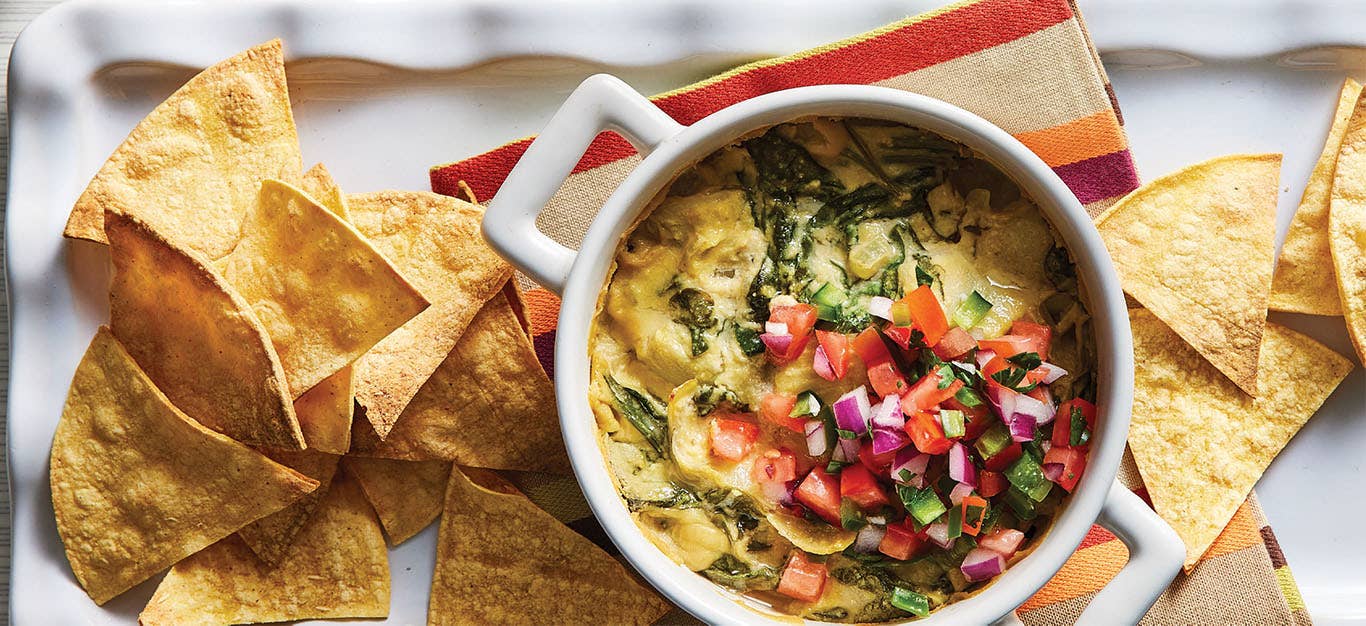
6,0,1364,623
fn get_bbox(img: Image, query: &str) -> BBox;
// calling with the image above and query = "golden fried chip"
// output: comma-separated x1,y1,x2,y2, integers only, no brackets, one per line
215,180,429,397
343,456,451,545
50,328,319,604
429,467,669,626
106,211,303,448
350,288,569,474
1331,89,1366,365
301,162,349,219
65,40,301,258
1272,79,1362,315
1126,309,1351,570
1096,154,1281,394
140,470,389,624
345,191,512,438
236,449,340,564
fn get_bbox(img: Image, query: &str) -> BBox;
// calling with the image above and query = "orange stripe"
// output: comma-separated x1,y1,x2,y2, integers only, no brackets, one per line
1011,109,1127,168
1200,497,1263,561
1020,540,1128,611
523,288,562,335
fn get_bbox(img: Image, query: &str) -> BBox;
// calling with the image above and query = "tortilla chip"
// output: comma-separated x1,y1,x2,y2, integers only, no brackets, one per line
65,40,301,259
1126,309,1352,570
1272,79,1363,315
50,328,319,604
236,449,340,564
301,162,349,219
1096,154,1281,395
1331,89,1366,365
140,470,389,624
345,191,512,438
214,179,429,397
106,211,303,449
342,456,451,545
429,467,669,626
349,288,569,473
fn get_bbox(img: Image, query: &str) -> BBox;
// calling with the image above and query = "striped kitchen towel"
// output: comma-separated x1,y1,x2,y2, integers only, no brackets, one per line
432,0,1310,622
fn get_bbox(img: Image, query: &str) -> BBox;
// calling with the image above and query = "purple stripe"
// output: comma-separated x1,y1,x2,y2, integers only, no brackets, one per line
1052,149,1140,205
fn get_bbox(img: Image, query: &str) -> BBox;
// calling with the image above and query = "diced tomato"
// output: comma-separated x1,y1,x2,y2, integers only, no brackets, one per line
933,327,978,360
882,324,919,351
978,335,1035,359
980,355,1010,381
866,361,909,398
1026,384,1052,406
709,417,759,462
982,442,1023,472
960,495,989,536
766,334,811,366
858,440,898,473
900,371,964,414
771,304,818,338
899,285,949,346
979,527,1026,558
947,397,994,440
1043,445,1087,492
793,467,842,526
977,470,1008,498
853,327,892,366
760,393,806,434
878,519,927,560
777,551,828,602
1051,398,1098,449
1010,320,1053,361
815,330,853,379
839,463,893,511
904,410,953,455
752,448,798,484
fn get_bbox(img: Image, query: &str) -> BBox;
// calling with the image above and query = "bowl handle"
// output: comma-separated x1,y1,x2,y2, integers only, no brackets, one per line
481,74,684,294
1073,482,1185,625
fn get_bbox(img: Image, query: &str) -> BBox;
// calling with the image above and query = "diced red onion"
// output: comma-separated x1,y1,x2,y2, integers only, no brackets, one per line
813,345,837,381
868,296,894,321
867,515,887,525
926,522,955,549
979,528,1026,557
760,332,792,354
869,396,909,455
765,321,790,336
854,524,887,553
976,349,998,369
1013,392,1056,426
949,482,975,505
804,420,827,457
890,448,929,487
1036,362,1068,384
1009,414,1036,443
960,548,1005,582
833,386,872,437
948,443,977,487
761,479,790,503
871,429,909,456
985,382,1018,426
838,437,860,462
1042,462,1064,482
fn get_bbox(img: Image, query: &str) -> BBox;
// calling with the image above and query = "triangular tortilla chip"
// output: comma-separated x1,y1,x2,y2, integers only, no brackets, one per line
291,163,356,453
1272,79,1362,315
65,39,301,259
1330,89,1366,365
140,470,389,624
350,287,570,474
236,449,340,564
429,467,669,626
214,179,429,397
1096,154,1280,394
50,328,319,604
106,211,303,449
342,456,451,545
1126,309,1351,570
345,191,512,438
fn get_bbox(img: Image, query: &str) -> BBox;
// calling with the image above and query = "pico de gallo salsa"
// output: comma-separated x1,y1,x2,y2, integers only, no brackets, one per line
588,117,1097,622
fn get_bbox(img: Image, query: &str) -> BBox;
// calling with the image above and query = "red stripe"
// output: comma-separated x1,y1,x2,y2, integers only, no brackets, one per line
1078,524,1117,550
431,0,1075,201
1052,149,1140,205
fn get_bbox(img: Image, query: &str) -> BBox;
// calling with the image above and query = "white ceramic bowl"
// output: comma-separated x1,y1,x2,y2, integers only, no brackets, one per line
483,74,1184,626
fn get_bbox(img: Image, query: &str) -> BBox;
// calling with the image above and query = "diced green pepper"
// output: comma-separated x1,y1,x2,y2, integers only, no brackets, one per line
791,390,822,417
946,505,963,539
840,498,867,531
1003,487,1037,520
897,485,948,527
810,283,846,322
890,587,931,617
734,326,765,356
941,409,965,439
890,300,912,327
952,290,993,329
1004,452,1053,502
974,423,1011,459
954,386,983,407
